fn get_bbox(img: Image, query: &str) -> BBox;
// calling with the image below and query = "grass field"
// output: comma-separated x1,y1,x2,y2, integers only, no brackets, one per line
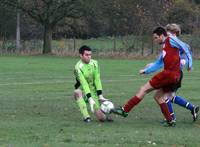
0,56,200,147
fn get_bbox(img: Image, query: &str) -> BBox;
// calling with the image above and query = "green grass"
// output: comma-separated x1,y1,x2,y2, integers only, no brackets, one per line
0,56,200,147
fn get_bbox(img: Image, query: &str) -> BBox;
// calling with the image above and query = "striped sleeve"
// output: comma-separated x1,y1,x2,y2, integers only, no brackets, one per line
169,37,192,70
144,54,164,74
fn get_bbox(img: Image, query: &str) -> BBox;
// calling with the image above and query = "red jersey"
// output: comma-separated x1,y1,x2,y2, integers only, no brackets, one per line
149,36,181,91
163,37,180,72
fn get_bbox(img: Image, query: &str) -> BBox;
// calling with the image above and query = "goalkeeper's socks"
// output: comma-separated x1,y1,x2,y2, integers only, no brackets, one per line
172,95,194,111
76,98,90,119
123,96,141,112
165,98,176,120
159,102,173,122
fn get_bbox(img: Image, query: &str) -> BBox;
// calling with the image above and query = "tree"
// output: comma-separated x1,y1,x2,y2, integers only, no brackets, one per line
166,0,198,34
0,3,16,39
2,0,84,54
16,0,21,52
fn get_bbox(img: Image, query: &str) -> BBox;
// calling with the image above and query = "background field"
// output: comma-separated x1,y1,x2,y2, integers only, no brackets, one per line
0,56,200,147
2,35,200,58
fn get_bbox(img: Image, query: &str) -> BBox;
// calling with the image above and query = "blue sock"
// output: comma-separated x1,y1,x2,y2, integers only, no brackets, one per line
171,95,194,112
165,97,176,120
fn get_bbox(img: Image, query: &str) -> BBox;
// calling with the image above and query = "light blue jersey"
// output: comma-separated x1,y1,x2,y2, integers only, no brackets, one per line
144,35,192,74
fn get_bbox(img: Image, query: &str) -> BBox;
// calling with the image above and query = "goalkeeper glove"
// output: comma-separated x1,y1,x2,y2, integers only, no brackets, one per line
88,97,96,113
99,95,109,102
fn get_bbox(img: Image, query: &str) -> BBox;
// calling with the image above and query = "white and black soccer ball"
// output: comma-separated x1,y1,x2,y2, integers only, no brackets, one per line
100,101,114,114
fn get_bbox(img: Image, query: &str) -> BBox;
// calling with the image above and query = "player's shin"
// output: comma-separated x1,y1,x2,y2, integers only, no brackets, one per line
159,103,173,122
123,96,142,112
172,95,194,111
76,98,90,119
165,97,176,120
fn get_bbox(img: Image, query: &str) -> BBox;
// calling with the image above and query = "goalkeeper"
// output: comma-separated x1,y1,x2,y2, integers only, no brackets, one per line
74,45,112,122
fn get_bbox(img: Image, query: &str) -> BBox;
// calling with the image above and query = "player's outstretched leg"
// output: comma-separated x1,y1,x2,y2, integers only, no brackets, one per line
111,96,142,117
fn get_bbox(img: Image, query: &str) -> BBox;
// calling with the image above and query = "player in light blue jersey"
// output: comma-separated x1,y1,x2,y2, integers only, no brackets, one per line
140,24,199,122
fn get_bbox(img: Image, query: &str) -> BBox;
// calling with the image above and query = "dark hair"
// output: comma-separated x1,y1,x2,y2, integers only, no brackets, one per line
79,45,91,55
153,27,167,36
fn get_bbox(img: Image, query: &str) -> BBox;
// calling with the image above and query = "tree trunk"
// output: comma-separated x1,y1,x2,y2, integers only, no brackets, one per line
16,11,21,52
43,23,52,54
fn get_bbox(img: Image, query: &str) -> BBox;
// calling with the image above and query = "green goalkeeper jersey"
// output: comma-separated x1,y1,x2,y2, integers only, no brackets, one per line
74,59,102,98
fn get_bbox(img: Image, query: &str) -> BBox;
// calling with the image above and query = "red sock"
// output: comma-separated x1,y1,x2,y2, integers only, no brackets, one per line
124,96,141,112
159,103,173,122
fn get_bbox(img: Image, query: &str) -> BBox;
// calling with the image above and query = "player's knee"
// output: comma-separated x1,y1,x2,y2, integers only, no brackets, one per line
171,92,176,99
136,86,147,99
139,86,148,94
74,89,83,100
96,109,106,122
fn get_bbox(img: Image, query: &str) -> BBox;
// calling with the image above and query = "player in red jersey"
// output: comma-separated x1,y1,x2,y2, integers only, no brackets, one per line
112,27,181,126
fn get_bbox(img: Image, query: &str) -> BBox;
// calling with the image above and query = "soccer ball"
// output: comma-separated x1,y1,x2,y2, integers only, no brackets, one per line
100,101,114,114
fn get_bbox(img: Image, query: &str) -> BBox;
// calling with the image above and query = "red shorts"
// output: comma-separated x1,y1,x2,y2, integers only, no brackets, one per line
149,70,180,92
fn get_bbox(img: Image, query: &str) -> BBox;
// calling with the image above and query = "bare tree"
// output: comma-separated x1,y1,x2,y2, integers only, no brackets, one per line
2,0,83,54
16,4,21,52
